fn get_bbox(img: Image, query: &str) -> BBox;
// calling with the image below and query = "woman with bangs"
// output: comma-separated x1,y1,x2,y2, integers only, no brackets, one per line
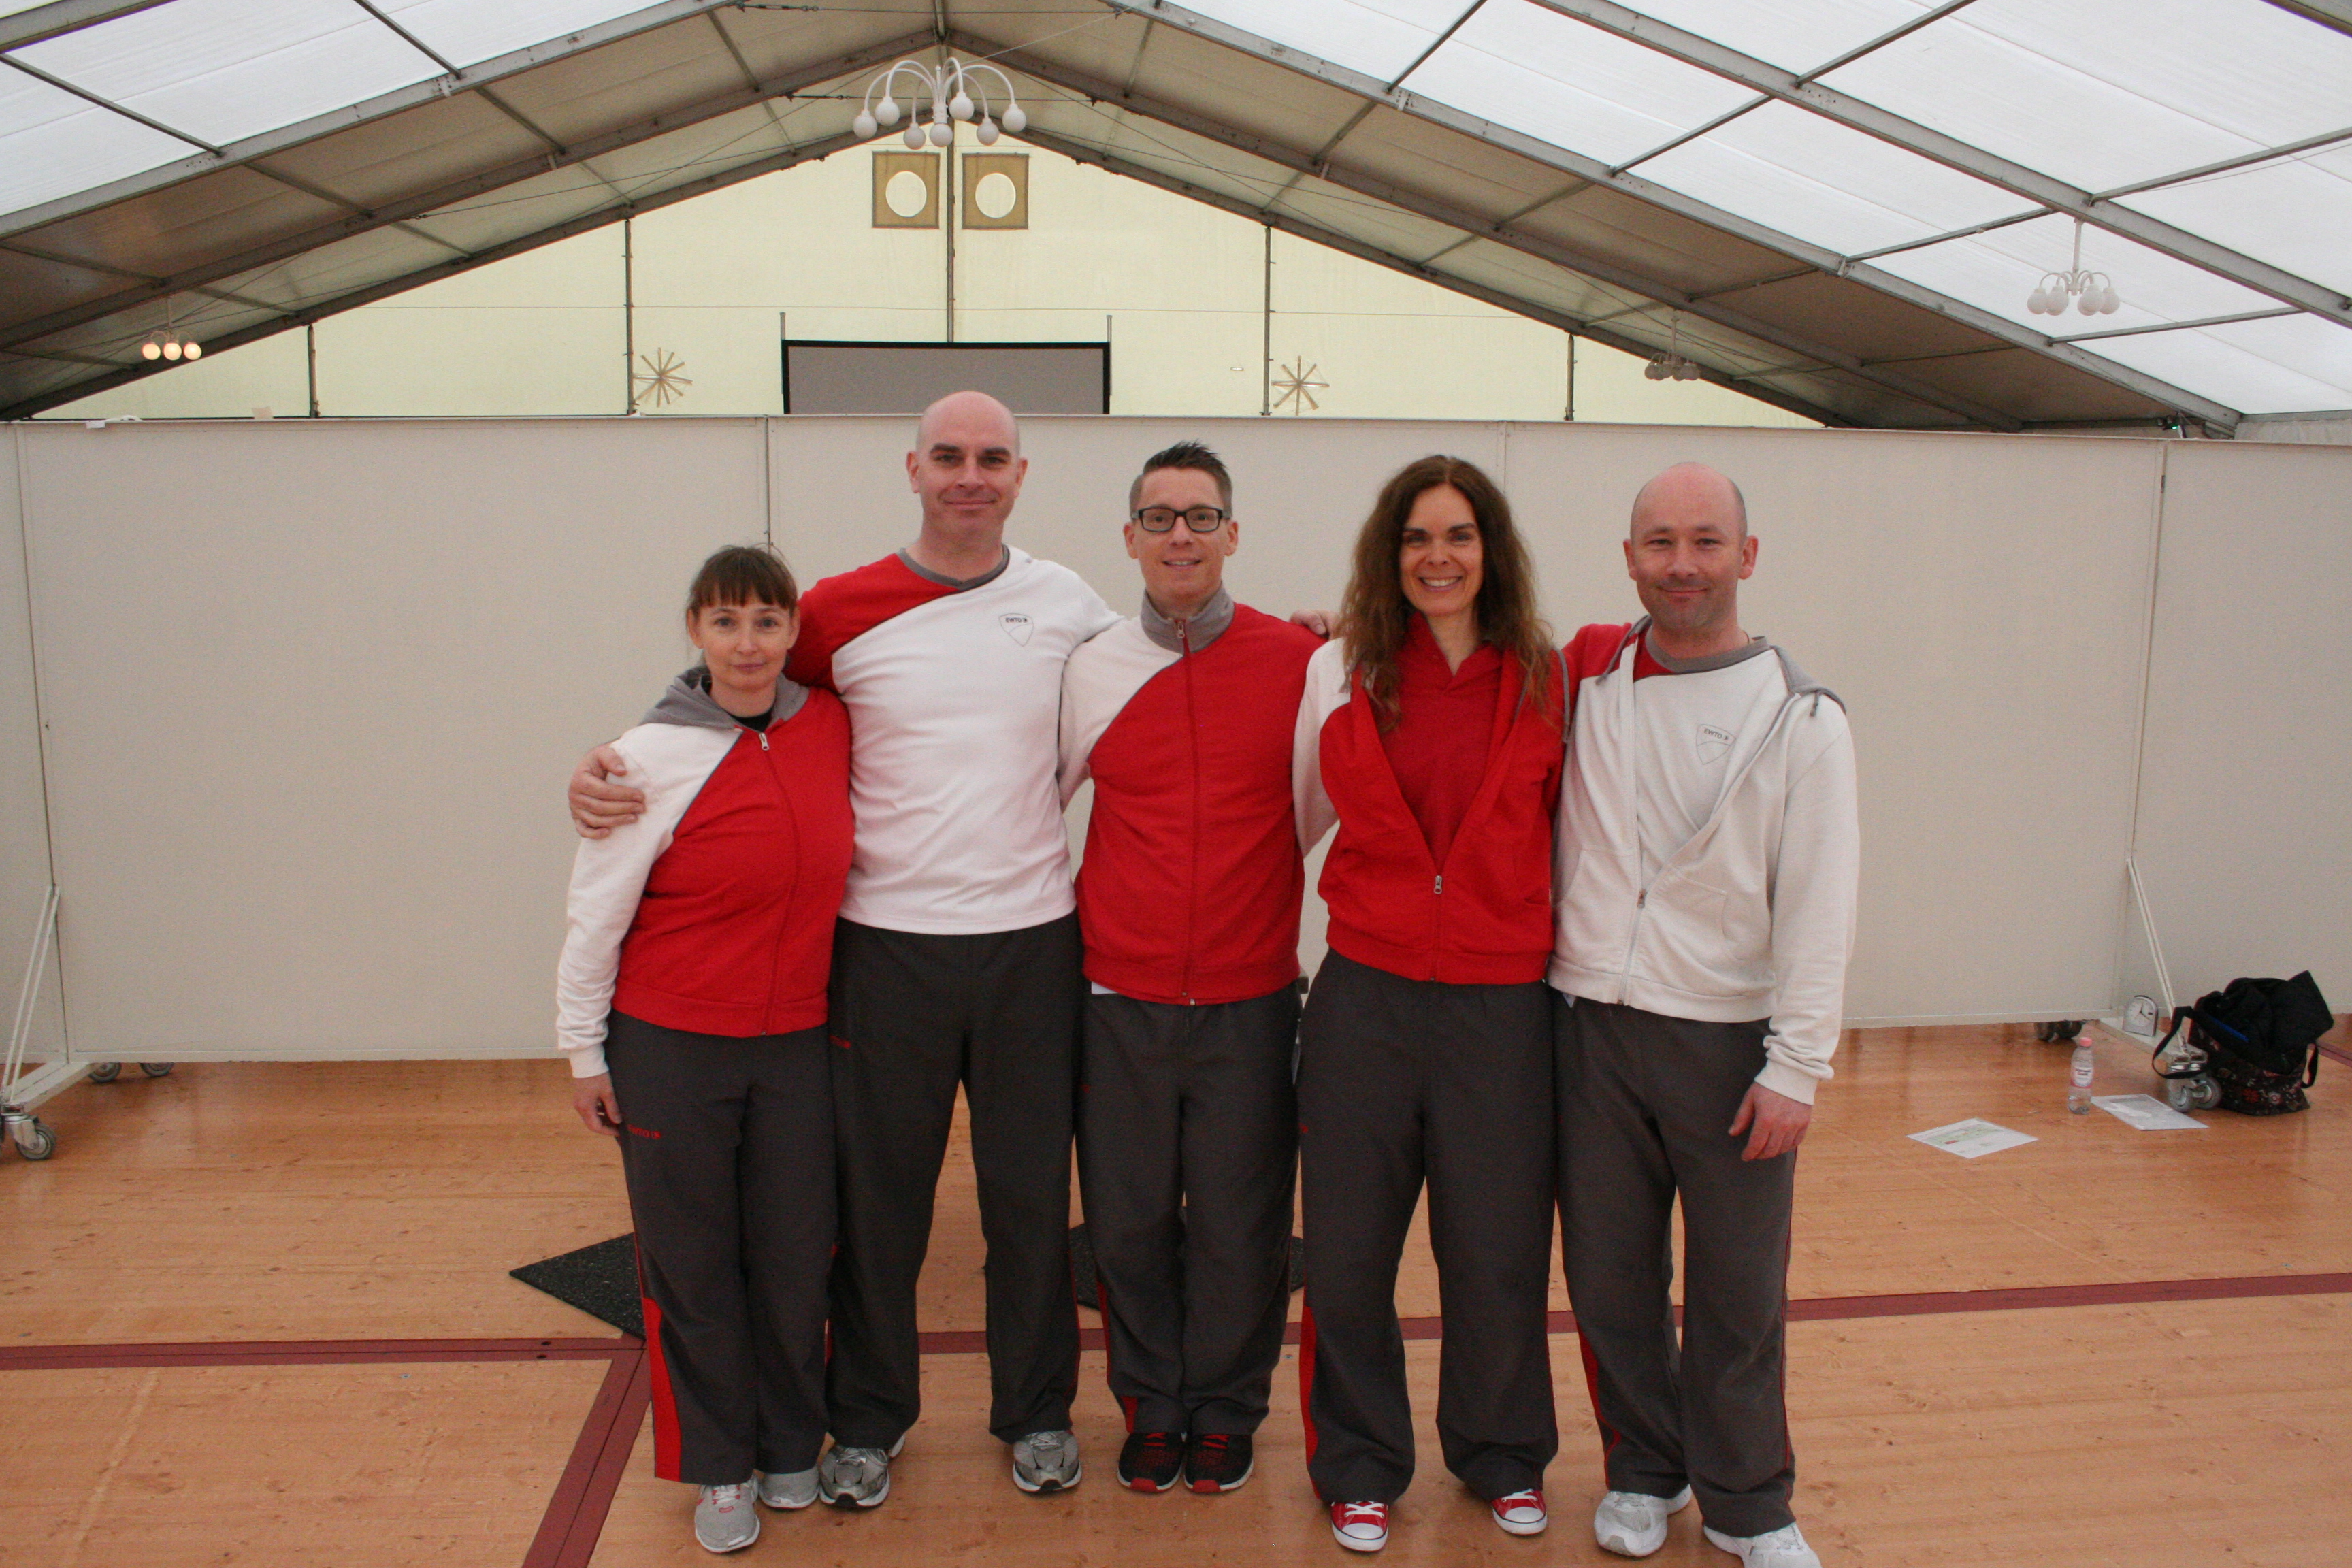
554,544,853,1554
1291,456,1565,1554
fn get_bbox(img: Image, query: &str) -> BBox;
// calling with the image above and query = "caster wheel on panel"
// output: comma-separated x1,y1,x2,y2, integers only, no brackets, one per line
15,1119,56,1160
87,1062,122,1084
2033,1022,2055,1043
2055,1020,2084,1041
139,1063,174,1078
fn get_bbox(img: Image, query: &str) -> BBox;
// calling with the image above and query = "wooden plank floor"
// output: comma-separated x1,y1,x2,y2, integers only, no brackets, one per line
3,1022,2349,1565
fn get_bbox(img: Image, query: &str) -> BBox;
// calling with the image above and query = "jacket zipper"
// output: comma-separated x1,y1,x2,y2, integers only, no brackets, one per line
1179,621,1198,1004
752,723,798,1028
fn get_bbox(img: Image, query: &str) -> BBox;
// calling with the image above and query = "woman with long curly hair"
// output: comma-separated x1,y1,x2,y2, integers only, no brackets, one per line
1292,455,1565,1554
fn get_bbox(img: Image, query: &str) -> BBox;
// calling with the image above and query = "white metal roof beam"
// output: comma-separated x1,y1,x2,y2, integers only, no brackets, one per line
0,29,934,352
2093,125,2352,203
1521,0,2352,327
0,0,170,52
1009,120,1855,429
0,0,756,238
2261,1,2352,39
0,125,864,421
1098,1,2240,428
1,52,218,152
981,42,2017,427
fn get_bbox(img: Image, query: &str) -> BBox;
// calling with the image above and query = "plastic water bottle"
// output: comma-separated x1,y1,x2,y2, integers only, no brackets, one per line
2068,1040,2095,1113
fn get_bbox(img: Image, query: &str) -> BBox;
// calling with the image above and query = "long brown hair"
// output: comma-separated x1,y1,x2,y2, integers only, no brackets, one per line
1335,455,1553,728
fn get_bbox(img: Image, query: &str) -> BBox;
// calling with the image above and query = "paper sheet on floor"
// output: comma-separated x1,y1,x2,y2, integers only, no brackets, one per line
2092,1094,2206,1130
1909,1117,2038,1158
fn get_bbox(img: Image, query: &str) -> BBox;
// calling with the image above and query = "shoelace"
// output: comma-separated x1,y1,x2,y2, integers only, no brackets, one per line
1337,1502,1387,1529
1024,1434,1074,1464
1191,1434,1232,1460
1136,1433,1183,1460
832,1448,887,1483
1495,1489,1544,1512
704,1483,749,1509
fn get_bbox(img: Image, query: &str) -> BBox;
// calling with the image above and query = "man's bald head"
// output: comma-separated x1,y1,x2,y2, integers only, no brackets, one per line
1631,461,1746,541
915,389,1021,457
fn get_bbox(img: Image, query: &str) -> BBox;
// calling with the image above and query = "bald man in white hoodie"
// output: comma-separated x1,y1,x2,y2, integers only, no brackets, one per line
1550,465,1859,1568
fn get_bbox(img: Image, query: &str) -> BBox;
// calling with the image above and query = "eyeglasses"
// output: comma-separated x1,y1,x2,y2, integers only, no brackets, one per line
1132,506,1230,534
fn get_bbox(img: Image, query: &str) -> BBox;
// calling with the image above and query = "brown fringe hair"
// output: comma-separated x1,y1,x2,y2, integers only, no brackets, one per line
1335,455,1553,728
685,542,799,620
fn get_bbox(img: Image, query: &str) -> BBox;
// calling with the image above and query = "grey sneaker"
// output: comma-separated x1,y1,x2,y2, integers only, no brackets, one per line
755,1465,818,1509
693,1480,760,1553
1597,1486,1692,1557
1702,1522,1822,1568
817,1438,902,1509
1011,1428,1083,1494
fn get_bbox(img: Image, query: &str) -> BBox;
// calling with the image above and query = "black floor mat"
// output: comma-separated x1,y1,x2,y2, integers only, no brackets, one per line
1068,1223,1304,1309
511,1233,640,1338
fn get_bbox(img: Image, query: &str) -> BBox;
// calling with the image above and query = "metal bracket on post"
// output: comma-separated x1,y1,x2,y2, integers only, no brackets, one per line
2125,856,2177,1022
3,886,70,1160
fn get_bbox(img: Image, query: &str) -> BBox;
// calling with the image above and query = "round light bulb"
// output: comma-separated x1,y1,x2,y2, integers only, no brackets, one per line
875,96,900,127
2077,291,2099,316
2025,290,2046,315
182,340,201,359
1002,104,1026,134
162,339,182,360
903,124,926,149
928,121,951,147
1675,360,1699,380
2099,286,2121,314
853,110,877,140
1644,360,1666,380
141,340,161,361
976,117,1000,145
949,93,973,122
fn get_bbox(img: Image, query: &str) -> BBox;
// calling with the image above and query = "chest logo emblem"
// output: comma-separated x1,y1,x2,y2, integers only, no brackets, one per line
999,612,1034,646
1696,723,1733,763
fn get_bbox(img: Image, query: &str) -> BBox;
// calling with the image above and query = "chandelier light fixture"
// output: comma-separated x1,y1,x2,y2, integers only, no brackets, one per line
852,56,1028,148
2027,218,2121,318
1644,314,1700,381
137,298,201,362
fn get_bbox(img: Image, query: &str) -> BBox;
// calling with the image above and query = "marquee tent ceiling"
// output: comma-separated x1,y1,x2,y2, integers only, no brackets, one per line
2,0,2347,429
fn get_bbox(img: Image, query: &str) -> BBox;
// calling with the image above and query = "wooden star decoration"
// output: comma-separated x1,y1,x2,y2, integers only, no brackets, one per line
1271,357,1326,415
633,348,691,408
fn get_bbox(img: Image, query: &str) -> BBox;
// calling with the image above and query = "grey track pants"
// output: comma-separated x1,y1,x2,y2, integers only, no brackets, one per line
824,915,1084,1448
1297,952,1559,1505
1076,985,1299,1437
1555,994,1797,1537
604,1012,834,1486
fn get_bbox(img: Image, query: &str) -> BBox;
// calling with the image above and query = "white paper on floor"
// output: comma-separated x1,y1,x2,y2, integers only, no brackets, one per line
2092,1094,2206,1130
1909,1117,2038,1158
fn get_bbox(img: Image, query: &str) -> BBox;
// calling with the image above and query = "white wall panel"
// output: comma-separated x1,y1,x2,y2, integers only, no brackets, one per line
2134,441,2352,1009
0,428,65,1062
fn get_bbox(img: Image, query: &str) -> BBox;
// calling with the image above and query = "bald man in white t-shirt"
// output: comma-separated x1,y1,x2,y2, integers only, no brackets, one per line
1551,465,1859,1568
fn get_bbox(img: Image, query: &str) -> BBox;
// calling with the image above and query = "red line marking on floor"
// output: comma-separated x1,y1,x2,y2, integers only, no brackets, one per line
0,1336,630,1372
525,1348,645,1568
2318,1040,2350,1068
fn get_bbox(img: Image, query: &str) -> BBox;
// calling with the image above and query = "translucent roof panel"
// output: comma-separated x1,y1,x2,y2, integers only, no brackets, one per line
0,65,197,216
12,0,440,148
1635,101,2033,259
1625,0,1940,76
1401,0,1756,169
1167,1,1475,86
1872,214,2282,340
1820,0,2352,195
380,0,684,70
2085,315,2352,416
2123,145,2352,299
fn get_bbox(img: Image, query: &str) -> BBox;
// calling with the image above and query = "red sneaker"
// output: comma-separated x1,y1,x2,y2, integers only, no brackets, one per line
1330,1499,1390,1552
1492,1488,1548,1536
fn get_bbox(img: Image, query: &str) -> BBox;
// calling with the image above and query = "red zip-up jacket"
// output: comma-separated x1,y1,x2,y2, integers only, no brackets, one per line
1294,634,1565,985
556,670,853,1071
1060,594,1322,1004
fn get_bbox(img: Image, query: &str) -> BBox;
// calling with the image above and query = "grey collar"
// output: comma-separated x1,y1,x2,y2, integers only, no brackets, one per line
898,546,1009,591
643,664,811,731
1141,586,1235,653
1642,623,1771,675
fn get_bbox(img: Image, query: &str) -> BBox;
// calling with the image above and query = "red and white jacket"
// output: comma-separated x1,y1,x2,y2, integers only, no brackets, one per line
1294,632,1566,985
787,547,1118,935
1059,591,1322,1004
556,669,854,1076
1552,621,1859,1103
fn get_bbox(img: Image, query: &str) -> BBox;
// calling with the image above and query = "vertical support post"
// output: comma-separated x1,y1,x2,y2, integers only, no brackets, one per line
306,323,319,417
1260,223,1273,416
623,216,636,414
1564,332,1575,421
945,144,958,344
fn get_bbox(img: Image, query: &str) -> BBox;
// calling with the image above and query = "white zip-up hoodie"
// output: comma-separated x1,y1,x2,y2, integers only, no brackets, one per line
1550,620,1860,1104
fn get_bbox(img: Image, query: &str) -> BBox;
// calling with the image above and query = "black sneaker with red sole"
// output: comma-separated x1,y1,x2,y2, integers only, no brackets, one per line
1184,1431,1254,1493
1117,1431,1184,1492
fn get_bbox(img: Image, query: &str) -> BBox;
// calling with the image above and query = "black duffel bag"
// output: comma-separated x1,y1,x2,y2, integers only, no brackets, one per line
2153,973,2333,1115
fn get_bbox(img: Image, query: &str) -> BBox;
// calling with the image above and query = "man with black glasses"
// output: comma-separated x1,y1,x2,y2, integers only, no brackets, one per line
1058,442,1322,1497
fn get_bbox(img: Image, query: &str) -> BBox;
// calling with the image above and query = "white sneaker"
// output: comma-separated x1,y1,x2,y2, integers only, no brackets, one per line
1329,1500,1389,1552
1703,1522,1822,1568
1011,1428,1083,1494
693,1480,760,1553
755,1465,817,1509
1595,1486,1693,1556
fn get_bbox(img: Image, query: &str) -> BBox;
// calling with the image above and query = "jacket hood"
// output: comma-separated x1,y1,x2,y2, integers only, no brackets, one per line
642,664,811,730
